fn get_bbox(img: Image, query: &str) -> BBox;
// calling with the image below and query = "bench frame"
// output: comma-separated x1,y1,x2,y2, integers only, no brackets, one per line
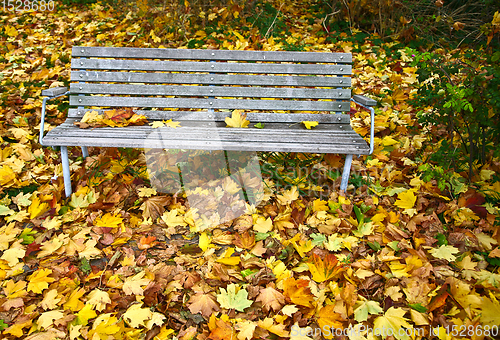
40,47,376,197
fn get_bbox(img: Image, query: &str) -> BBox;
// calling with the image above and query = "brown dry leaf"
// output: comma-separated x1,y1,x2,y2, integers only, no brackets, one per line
188,293,220,317
256,286,285,312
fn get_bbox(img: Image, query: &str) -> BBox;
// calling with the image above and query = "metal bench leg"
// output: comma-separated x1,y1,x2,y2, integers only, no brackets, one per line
61,146,72,197
340,154,353,191
81,146,88,158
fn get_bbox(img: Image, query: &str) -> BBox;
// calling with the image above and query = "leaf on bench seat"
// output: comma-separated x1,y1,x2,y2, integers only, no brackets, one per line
149,119,181,129
225,110,250,128
74,109,147,129
301,121,319,129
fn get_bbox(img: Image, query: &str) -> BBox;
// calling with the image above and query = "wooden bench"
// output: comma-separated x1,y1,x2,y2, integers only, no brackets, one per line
40,47,376,197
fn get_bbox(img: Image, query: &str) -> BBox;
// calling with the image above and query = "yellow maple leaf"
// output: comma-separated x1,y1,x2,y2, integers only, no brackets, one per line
225,110,250,128
481,295,500,326
276,186,299,205
1,244,26,267
28,195,49,219
302,121,319,129
88,314,122,339
94,212,124,229
257,317,289,337
28,268,55,294
4,279,27,299
199,232,212,252
76,304,98,326
123,271,151,295
253,216,273,233
235,320,257,340
312,199,329,212
150,121,165,128
0,165,16,187
161,209,187,228
164,119,181,128
4,26,18,37
389,261,411,278
123,303,153,328
63,287,85,312
80,110,101,124
373,307,413,340
4,318,32,337
394,189,417,216
216,247,241,266
41,289,61,310
38,310,64,330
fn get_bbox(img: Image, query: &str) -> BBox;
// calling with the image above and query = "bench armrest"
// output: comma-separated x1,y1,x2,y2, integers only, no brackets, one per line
42,87,68,97
352,94,377,107
351,95,377,154
40,87,69,146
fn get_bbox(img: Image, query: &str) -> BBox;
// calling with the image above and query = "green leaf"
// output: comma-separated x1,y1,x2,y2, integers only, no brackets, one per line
254,232,270,242
254,122,264,129
80,257,91,275
353,222,374,238
216,284,253,312
409,303,428,313
241,269,258,278
388,241,400,251
0,319,7,331
367,241,381,251
310,233,327,246
354,300,383,322
353,205,364,225
19,228,36,245
435,233,448,246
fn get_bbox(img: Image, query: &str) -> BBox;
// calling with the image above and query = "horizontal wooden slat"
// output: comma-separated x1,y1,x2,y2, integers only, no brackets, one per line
71,59,352,75
69,84,351,100
71,71,351,87
69,96,350,111
72,47,352,63
67,109,352,124
49,122,366,143
43,127,368,154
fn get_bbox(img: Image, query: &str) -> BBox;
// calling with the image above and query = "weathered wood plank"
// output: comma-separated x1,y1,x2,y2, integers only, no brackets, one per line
47,125,367,146
71,71,351,87
69,84,351,100
67,109,351,124
69,96,350,112
71,59,352,75
43,134,369,154
72,47,353,63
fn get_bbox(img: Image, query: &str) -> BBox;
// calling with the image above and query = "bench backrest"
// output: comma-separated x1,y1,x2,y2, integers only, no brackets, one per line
69,47,352,121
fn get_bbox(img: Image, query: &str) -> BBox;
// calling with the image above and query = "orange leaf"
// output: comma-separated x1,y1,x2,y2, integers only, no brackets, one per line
428,283,449,312
283,277,315,307
208,319,236,340
317,305,344,338
233,231,255,250
138,236,157,250
307,253,344,283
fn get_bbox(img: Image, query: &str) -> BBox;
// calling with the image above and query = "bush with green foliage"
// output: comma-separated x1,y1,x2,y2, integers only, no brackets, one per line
409,48,500,180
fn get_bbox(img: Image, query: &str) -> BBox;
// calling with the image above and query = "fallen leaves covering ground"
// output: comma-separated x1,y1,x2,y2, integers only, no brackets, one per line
1,1,500,339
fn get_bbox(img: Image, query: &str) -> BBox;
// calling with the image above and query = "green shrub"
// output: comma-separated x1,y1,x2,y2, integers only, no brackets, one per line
409,48,500,180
